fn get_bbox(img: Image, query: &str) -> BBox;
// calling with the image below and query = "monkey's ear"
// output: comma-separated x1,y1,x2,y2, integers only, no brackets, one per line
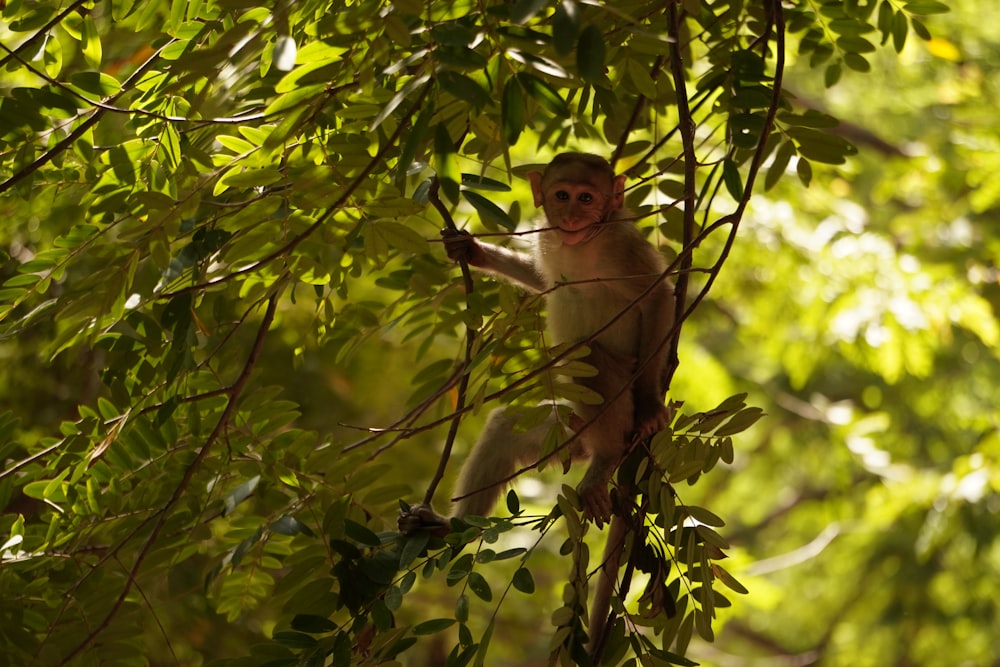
527,171,544,207
611,174,626,210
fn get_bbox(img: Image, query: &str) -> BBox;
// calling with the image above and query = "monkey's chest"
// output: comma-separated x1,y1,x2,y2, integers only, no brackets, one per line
546,283,639,355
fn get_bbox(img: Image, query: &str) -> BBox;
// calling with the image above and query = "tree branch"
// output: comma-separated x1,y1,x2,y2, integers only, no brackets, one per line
421,178,477,507
53,289,282,665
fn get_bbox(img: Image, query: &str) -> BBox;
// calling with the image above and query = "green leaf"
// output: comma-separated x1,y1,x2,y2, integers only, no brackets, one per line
462,190,516,231
684,505,726,527
81,14,102,69
512,567,535,594
467,571,493,601
223,475,260,516
474,618,495,667
434,123,460,203
627,59,658,99
577,25,606,83
371,74,432,131
68,71,121,97
903,0,949,15
344,519,382,546
510,0,548,24
824,62,842,87
374,220,431,255
399,530,430,569
413,618,456,635
395,101,434,194
270,515,315,536
96,397,118,421
518,70,570,116
291,614,338,634
552,1,580,55
714,407,765,436
501,77,525,145
264,82,326,117
461,174,511,192
430,22,477,47
715,564,749,595
435,45,488,71
764,140,795,191
722,160,743,200
910,17,931,40
788,127,857,164
505,488,520,514
843,53,871,72
796,156,813,186
836,35,876,53
891,11,908,51
455,594,470,622
439,71,491,108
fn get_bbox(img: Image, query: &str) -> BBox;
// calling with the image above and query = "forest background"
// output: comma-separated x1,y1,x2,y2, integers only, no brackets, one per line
1,0,997,666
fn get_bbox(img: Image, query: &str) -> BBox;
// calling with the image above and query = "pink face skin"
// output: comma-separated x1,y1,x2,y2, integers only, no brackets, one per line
546,183,608,245
528,170,625,247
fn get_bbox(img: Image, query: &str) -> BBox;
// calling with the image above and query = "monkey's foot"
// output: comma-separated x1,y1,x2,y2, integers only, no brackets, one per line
636,403,672,439
577,481,612,529
397,504,450,537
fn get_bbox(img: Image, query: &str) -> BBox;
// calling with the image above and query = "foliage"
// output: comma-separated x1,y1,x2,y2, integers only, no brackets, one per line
2,0,994,666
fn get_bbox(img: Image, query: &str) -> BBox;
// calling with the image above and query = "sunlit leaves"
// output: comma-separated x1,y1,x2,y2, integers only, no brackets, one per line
0,0,963,664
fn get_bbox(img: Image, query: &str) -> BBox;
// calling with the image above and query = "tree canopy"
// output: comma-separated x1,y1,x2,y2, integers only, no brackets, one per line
2,0,997,666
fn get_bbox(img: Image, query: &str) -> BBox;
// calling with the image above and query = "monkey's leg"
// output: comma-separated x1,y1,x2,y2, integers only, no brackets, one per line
452,404,573,517
399,403,576,535
573,343,635,527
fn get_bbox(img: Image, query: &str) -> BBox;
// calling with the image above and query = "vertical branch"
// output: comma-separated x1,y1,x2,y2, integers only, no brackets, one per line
671,0,785,330
663,0,698,391
422,181,476,506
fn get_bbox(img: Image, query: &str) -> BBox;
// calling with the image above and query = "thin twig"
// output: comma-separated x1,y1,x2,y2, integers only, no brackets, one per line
421,179,476,507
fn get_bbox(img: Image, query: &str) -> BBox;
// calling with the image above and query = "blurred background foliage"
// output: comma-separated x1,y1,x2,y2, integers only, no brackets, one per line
0,0,997,665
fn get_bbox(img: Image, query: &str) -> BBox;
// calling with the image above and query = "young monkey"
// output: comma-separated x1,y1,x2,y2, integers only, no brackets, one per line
400,152,674,532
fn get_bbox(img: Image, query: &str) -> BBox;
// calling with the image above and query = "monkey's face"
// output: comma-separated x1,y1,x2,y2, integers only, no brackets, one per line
543,181,614,246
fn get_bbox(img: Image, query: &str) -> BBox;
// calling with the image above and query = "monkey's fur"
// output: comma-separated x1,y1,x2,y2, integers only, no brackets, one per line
400,152,674,654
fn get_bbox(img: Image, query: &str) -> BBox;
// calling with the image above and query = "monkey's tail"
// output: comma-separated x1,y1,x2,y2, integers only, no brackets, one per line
587,514,627,661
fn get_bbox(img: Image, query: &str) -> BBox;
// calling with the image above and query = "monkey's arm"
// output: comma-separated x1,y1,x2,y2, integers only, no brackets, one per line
633,281,675,436
442,229,547,293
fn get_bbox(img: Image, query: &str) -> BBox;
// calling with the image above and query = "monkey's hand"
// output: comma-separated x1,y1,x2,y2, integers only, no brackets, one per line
577,477,613,529
634,396,671,439
441,228,485,266
397,503,451,538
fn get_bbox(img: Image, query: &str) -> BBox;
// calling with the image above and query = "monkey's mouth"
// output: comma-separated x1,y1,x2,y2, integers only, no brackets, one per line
556,225,601,245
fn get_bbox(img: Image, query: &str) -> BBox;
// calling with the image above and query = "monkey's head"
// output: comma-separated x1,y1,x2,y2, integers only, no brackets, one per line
528,152,626,246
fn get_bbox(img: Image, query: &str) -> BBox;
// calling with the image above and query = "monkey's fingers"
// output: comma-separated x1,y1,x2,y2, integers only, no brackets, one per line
578,484,613,529
636,404,672,439
397,504,450,537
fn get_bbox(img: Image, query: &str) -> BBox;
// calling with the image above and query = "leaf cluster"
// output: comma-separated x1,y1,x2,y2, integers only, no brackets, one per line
0,0,950,664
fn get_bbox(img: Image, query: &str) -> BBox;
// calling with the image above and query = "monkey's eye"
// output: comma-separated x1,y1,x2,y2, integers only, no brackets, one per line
578,192,594,203
554,190,571,201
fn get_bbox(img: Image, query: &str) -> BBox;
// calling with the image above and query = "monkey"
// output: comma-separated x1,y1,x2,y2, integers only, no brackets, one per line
400,152,674,528
398,152,675,657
